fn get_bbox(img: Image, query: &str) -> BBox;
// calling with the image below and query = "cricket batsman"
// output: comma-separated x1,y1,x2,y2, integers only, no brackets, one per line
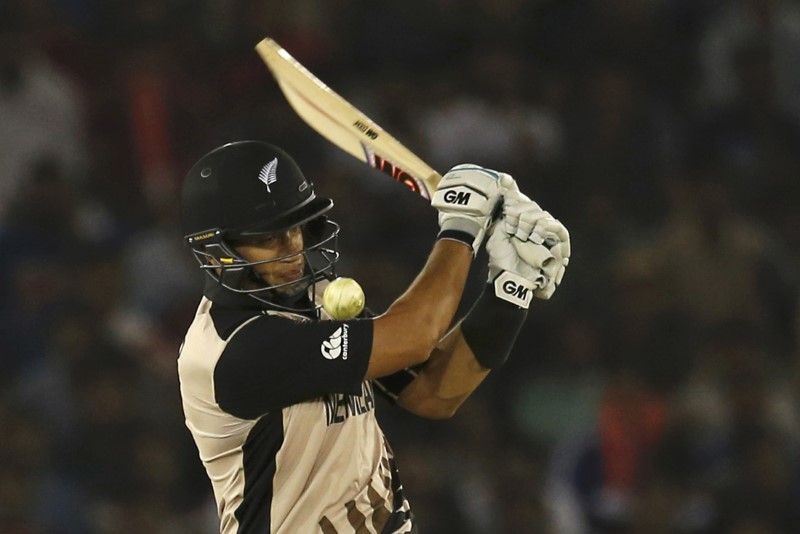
177,141,570,533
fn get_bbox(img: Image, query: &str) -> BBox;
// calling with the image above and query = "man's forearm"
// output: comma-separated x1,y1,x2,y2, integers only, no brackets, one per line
397,283,529,418
367,239,473,378
396,325,490,419
383,239,472,340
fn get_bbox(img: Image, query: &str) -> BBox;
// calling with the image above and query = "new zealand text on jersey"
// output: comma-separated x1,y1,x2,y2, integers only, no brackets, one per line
324,382,375,425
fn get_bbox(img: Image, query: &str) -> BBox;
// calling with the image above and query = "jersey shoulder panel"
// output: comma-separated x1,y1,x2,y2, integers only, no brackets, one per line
210,302,265,340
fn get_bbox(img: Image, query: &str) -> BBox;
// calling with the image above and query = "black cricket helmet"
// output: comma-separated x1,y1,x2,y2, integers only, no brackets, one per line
181,141,338,312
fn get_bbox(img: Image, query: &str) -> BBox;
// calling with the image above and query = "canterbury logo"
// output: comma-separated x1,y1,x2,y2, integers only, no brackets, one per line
258,158,278,192
321,325,349,360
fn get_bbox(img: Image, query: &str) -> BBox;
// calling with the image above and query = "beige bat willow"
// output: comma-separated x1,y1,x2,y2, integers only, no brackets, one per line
256,37,440,200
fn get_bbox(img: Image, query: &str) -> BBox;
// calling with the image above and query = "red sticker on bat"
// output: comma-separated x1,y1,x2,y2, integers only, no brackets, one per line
362,146,429,199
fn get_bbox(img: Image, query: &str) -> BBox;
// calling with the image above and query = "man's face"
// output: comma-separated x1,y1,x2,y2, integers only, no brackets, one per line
233,226,306,293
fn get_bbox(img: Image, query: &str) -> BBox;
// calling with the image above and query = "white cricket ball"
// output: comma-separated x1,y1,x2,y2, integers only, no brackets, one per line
323,277,365,320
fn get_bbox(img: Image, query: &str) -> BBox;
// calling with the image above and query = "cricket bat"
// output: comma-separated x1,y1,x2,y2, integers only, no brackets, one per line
255,37,544,266
255,38,440,200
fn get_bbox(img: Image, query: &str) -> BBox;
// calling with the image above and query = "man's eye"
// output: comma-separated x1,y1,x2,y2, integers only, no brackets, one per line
246,235,277,247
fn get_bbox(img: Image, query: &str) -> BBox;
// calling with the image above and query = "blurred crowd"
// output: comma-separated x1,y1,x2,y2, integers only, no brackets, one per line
1,0,799,533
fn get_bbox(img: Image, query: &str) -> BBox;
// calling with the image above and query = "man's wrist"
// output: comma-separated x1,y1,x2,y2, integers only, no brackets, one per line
438,217,484,253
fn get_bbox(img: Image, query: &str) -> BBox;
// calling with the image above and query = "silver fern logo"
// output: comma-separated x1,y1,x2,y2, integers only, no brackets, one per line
258,158,278,192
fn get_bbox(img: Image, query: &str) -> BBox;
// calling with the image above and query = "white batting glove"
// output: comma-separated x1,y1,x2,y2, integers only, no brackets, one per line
431,164,505,255
497,174,531,206
486,226,546,308
502,200,570,301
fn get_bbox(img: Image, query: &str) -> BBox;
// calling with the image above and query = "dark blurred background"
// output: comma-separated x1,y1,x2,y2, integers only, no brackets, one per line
1,0,799,533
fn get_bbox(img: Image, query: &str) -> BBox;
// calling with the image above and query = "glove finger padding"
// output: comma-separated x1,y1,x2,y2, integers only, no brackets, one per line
504,201,545,241
498,173,532,204
486,226,537,277
533,230,570,300
512,239,555,272
502,210,571,301
535,217,570,250
508,207,570,260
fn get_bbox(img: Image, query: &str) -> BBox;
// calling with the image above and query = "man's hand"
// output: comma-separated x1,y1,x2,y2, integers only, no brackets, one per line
504,200,570,300
487,186,571,306
431,164,505,255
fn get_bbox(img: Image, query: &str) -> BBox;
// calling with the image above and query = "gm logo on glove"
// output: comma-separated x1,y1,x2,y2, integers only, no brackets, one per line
494,272,535,309
443,189,471,205
503,279,529,300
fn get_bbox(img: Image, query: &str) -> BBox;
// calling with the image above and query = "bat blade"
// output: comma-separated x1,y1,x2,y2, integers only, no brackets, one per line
255,38,440,200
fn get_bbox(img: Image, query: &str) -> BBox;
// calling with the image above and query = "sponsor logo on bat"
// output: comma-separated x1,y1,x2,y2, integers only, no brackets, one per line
364,149,424,195
353,120,379,140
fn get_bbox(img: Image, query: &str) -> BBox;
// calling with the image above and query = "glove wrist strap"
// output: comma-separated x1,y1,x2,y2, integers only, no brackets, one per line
438,218,484,254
